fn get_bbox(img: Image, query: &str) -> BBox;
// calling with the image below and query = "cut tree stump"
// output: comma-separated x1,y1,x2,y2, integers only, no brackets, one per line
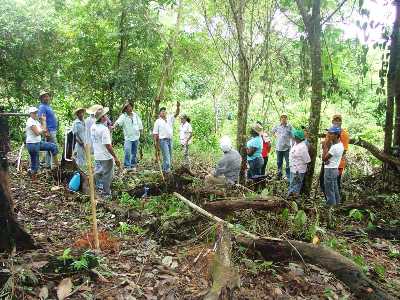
203,197,287,217
205,223,240,300
238,236,396,300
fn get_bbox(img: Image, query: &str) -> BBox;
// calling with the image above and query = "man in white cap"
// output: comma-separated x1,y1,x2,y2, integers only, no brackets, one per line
90,107,121,198
37,90,58,168
205,136,242,185
85,104,103,152
72,107,86,168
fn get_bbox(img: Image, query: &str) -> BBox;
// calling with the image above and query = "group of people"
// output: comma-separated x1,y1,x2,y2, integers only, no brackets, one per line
25,90,348,205
25,92,192,198
206,113,349,206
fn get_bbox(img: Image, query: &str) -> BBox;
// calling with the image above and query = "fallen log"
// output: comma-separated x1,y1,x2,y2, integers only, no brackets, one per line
205,224,240,300
203,197,287,217
174,193,396,300
238,237,396,300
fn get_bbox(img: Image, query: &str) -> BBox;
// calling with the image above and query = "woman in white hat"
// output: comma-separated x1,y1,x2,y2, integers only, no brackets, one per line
25,107,58,180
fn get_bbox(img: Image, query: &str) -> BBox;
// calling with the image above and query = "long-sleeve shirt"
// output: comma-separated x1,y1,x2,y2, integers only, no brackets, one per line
213,150,242,183
115,112,143,141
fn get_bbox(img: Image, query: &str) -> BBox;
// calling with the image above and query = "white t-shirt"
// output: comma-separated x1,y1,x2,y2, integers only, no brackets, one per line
153,116,175,139
325,142,344,169
289,141,311,173
26,117,42,143
90,123,113,161
180,122,193,145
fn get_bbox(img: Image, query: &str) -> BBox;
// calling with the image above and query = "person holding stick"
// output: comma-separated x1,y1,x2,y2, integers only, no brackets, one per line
153,102,180,173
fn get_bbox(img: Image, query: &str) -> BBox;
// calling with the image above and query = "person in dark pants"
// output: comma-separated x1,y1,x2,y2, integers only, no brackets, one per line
246,124,264,178
257,121,271,175
272,114,293,180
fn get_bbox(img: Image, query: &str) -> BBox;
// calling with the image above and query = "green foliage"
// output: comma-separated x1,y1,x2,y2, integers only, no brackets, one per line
294,210,307,228
353,255,369,273
116,222,147,235
388,247,400,259
119,192,141,209
349,208,364,222
373,264,386,281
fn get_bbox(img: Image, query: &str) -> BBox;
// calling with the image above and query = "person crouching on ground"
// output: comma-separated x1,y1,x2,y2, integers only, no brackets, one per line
179,114,193,166
72,108,86,168
205,136,242,185
90,107,121,198
153,102,180,173
25,107,58,180
112,102,143,172
288,129,311,199
246,124,264,178
323,126,344,206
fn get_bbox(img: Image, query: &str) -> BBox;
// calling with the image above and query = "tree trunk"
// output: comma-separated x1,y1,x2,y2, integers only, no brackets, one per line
228,0,251,184
203,197,286,217
153,0,183,120
297,0,323,195
385,2,400,152
393,2,400,148
205,224,239,300
0,157,36,252
238,236,396,300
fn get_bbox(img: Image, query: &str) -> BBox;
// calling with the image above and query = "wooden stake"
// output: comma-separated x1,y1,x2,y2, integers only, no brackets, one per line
85,144,100,250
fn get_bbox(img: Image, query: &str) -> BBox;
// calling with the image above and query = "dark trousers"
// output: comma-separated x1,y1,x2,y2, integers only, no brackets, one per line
261,156,269,175
276,150,290,179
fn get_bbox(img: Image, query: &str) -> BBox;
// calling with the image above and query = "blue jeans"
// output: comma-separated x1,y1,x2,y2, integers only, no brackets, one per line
159,138,172,172
288,172,305,196
123,140,139,168
247,157,264,178
324,168,340,206
276,150,290,179
27,142,58,173
44,131,57,168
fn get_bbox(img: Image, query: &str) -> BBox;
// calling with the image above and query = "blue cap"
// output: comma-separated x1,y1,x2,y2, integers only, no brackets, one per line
328,126,341,134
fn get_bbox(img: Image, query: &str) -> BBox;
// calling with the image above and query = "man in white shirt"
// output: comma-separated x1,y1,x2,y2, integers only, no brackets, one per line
179,114,192,166
112,102,143,171
288,129,311,199
323,126,344,206
153,102,180,173
90,107,121,198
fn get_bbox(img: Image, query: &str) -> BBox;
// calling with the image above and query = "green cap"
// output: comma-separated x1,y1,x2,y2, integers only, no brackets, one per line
293,128,305,140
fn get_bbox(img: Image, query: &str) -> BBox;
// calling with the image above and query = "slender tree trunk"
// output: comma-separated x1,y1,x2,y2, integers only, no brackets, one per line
393,2,400,148
153,0,183,120
237,62,250,183
297,0,323,194
385,3,400,153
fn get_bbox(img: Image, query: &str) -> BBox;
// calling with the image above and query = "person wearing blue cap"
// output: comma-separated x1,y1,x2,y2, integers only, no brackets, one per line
322,126,344,206
288,129,311,199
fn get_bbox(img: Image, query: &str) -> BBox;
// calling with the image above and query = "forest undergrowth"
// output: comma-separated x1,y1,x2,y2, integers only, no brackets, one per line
1,149,400,300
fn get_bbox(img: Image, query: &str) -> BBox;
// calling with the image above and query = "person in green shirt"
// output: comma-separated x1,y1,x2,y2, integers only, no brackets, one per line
112,102,143,171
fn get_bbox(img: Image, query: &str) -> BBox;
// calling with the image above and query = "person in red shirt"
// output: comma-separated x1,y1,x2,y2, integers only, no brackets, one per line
257,121,271,175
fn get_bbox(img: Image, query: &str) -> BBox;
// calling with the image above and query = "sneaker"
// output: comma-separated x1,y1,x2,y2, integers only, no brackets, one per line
131,167,137,172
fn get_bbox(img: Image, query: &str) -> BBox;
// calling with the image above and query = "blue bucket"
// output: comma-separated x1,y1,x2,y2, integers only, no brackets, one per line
68,172,81,192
